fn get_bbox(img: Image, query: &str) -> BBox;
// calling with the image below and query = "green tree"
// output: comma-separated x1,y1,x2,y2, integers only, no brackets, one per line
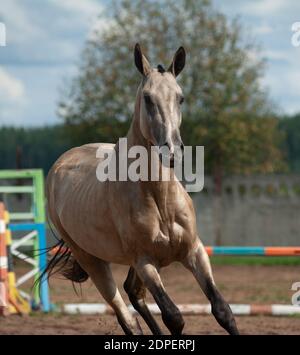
60,0,283,170
279,114,300,172
59,0,285,243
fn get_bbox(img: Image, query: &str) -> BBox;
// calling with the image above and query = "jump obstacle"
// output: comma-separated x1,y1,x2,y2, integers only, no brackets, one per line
0,203,31,315
62,303,300,316
205,246,300,256
0,169,50,315
51,245,300,257
55,244,300,317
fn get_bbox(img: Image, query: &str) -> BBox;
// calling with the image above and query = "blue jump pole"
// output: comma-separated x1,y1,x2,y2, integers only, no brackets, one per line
9,222,50,312
212,246,265,255
37,223,50,312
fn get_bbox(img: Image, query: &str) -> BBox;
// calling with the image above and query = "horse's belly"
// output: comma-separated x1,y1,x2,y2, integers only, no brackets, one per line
57,193,132,264
62,218,129,264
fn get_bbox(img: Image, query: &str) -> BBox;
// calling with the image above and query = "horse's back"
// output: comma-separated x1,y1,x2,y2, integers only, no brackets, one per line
46,142,115,217
48,142,114,182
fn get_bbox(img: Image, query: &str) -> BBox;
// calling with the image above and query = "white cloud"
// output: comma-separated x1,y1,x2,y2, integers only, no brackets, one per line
260,48,300,114
49,0,110,45
263,50,290,62
0,0,44,44
0,67,25,101
0,67,27,125
49,0,106,48
253,24,273,35
50,0,103,21
284,70,300,94
241,0,287,16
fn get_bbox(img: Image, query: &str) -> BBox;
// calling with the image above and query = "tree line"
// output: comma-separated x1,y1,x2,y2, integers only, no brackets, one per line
0,114,299,174
0,125,71,173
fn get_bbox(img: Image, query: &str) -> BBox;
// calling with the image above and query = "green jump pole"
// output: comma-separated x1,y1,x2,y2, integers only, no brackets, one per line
32,170,50,311
0,169,50,312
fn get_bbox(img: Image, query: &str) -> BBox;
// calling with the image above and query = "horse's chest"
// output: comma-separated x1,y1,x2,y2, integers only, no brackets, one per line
156,221,184,244
128,198,195,264
144,220,190,264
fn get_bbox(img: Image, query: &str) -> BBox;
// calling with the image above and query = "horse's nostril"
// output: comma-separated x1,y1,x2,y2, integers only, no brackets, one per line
180,142,184,151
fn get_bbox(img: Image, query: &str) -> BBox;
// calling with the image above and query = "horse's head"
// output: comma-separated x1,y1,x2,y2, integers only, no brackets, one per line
134,43,186,166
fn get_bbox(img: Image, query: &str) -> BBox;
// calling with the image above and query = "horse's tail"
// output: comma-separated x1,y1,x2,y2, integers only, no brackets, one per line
60,251,89,283
45,240,89,283
36,223,89,290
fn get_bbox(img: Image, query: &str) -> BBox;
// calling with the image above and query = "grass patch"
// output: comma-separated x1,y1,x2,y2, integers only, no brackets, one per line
210,256,300,266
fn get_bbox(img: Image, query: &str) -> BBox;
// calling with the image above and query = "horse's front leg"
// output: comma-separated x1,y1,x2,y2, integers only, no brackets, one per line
124,267,164,335
135,258,185,335
182,239,239,335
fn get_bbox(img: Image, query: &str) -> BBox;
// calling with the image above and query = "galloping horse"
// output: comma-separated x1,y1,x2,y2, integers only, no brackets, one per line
46,44,239,335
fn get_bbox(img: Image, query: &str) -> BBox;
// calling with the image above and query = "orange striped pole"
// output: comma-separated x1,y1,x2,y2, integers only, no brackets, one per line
204,246,300,256
5,210,30,315
205,246,213,256
265,247,300,256
0,202,9,316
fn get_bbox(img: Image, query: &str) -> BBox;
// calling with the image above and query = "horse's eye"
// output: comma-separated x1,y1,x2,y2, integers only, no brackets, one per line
144,95,156,117
144,95,153,105
179,96,185,105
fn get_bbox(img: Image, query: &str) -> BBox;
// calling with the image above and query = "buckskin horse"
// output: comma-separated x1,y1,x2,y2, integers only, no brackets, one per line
45,44,239,335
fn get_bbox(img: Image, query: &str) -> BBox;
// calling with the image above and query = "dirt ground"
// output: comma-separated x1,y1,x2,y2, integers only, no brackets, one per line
1,263,300,335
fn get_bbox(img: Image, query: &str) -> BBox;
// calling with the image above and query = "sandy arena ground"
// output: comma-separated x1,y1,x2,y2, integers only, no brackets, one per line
0,263,300,335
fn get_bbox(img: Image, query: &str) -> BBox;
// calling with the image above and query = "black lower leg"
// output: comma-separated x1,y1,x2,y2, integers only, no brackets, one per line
124,267,163,335
208,283,239,335
116,314,142,335
153,290,185,335
129,295,163,335
134,261,184,335
116,314,133,335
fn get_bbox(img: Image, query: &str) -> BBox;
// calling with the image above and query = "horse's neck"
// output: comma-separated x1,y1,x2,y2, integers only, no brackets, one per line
124,88,178,220
126,86,146,148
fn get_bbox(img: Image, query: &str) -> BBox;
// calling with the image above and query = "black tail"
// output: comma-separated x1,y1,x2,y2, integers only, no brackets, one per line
40,239,89,283
35,226,89,292
61,253,89,283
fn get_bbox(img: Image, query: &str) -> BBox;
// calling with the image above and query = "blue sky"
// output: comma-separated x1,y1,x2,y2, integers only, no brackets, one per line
0,0,300,126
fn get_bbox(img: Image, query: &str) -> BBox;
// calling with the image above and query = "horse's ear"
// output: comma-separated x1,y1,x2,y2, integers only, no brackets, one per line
168,46,186,77
134,43,151,76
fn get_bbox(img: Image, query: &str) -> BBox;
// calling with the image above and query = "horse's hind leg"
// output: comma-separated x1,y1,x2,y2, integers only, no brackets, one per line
82,257,142,335
182,239,239,335
124,267,164,335
51,222,142,334
135,258,184,335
